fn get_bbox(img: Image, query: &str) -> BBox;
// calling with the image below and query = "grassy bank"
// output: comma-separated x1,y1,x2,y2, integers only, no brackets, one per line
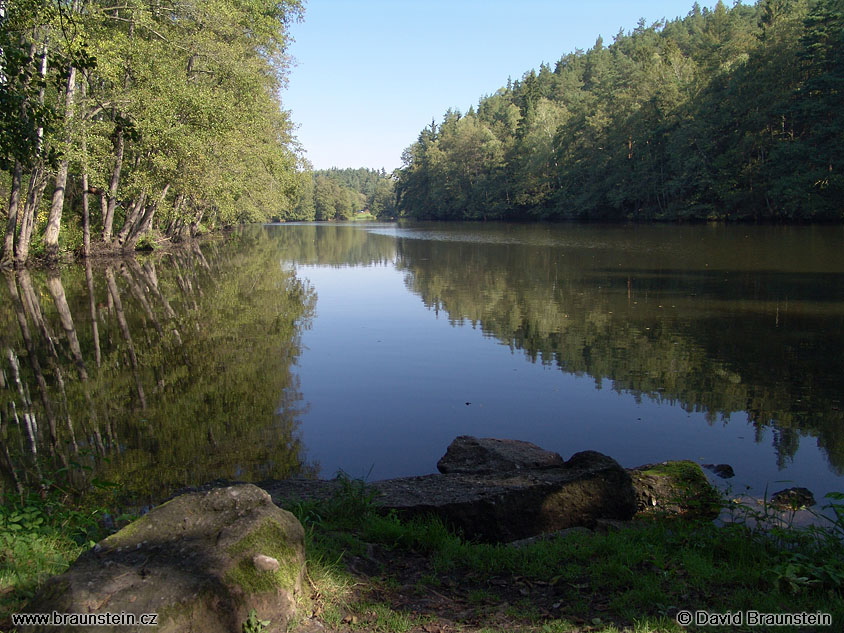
3,481,843,632
280,479,844,632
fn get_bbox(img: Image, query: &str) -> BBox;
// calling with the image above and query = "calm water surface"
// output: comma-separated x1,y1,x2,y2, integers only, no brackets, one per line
1,222,842,508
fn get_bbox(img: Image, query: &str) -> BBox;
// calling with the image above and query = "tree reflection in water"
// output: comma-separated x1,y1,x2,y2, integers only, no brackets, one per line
0,229,317,505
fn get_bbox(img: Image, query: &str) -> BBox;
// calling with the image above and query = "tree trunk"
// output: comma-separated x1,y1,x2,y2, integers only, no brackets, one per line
115,190,146,247
102,126,124,243
123,183,170,252
1,161,23,267
81,83,91,258
15,164,48,266
3,38,39,267
164,195,183,237
14,41,49,267
189,207,205,238
44,64,78,262
82,171,91,257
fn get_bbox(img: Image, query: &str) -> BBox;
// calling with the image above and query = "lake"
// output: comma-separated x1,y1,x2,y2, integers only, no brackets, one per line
1,222,842,510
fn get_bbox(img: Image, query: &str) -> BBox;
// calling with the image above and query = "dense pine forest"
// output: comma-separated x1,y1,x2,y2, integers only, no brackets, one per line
396,0,844,222
0,1,305,266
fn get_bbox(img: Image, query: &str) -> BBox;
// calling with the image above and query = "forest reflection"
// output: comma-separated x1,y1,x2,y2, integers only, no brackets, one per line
3,223,842,503
0,229,316,506
392,227,844,474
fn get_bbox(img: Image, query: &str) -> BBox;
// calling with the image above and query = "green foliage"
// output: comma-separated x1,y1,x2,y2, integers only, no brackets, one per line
242,609,271,633
134,233,158,251
295,168,396,221
397,0,843,222
0,490,111,617
1,0,306,263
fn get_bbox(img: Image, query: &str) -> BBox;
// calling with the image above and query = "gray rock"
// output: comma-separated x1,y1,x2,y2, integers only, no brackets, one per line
771,487,816,509
264,441,720,542
629,461,720,519
703,463,735,479
25,484,305,633
436,435,565,474
372,448,636,542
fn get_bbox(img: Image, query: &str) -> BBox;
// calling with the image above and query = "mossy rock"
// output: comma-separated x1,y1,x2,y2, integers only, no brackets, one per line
24,484,305,633
629,461,720,519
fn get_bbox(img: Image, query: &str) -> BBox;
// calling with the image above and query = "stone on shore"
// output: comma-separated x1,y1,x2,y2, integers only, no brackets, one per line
265,438,638,543
771,487,816,510
629,461,720,519
25,484,305,633
261,438,721,541
436,435,566,474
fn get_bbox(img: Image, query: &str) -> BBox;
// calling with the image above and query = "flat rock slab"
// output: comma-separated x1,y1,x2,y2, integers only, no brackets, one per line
374,450,636,542
24,485,305,633
264,439,719,542
267,448,637,543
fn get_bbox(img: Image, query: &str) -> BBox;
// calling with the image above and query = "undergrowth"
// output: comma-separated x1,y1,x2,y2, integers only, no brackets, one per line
0,490,114,620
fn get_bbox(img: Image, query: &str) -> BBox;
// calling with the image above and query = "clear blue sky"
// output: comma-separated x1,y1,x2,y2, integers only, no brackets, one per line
283,0,718,172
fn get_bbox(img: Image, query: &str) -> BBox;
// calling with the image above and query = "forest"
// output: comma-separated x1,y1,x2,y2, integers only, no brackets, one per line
286,167,397,222
396,0,844,222
0,0,306,266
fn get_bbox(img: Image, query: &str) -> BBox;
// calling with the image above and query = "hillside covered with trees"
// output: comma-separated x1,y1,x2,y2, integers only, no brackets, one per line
396,0,844,222
1,0,305,266
286,167,397,222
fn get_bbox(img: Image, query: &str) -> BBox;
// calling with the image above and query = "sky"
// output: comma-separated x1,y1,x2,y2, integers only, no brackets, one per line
283,0,719,172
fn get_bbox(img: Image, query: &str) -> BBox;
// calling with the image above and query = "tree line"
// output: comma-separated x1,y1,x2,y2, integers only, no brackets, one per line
286,167,397,221
1,0,305,267
396,0,844,222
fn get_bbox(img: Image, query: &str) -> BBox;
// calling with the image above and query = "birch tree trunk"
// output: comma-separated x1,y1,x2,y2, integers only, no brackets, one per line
44,64,78,261
102,126,124,243
1,162,23,267
115,190,146,247
15,165,48,265
123,183,170,251
14,41,49,266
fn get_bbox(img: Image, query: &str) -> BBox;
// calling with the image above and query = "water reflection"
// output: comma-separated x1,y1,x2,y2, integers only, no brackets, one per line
2,222,842,502
0,229,317,505
273,222,397,267
390,223,844,473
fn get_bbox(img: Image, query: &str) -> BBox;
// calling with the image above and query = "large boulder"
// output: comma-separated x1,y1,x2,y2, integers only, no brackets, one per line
373,445,636,542
25,484,305,633
266,439,637,543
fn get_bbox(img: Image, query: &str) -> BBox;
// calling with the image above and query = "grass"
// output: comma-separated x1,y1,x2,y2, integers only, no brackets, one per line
0,491,111,621
280,475,844,632
3,475,843,632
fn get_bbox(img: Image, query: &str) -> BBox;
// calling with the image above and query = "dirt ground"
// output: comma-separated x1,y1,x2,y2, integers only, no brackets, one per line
292,542,629,633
